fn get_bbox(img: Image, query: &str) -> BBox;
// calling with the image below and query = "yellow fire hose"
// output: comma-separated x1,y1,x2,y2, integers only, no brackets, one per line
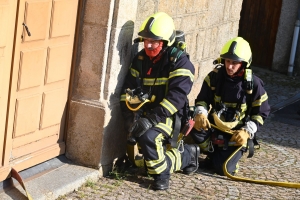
125,98,150,112
11,168,33,200
223,146,300,188
209,123,300,188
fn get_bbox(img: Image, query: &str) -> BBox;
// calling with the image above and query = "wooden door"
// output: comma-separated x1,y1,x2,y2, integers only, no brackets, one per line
0,0,18,181
238,0,282,69
1,0,78,179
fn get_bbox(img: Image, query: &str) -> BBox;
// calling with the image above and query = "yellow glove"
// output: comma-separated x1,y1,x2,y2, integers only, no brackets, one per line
194,113,211,131
230,129,250,146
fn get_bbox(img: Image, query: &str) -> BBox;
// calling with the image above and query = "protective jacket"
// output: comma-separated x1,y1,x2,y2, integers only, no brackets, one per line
195,66,270,130
120,47,195,137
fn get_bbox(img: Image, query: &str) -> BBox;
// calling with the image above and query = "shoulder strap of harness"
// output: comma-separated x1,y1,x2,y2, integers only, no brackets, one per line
167,46,189,148
135,50,145,87
247,136,260,158
243,67,260,158
169,113,182,148
169,45,185,67
209,64,224,109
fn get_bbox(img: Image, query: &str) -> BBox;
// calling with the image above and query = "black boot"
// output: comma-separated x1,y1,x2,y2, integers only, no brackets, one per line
152,178,169,190
183,144,200,174
199,156,213,169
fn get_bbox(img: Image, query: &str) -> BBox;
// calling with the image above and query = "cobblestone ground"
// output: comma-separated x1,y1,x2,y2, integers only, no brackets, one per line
254,67,300,106
57,67,300,200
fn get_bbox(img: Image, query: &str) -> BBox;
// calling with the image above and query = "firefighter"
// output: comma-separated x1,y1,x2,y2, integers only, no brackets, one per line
189,37,270,176
119,12,200,190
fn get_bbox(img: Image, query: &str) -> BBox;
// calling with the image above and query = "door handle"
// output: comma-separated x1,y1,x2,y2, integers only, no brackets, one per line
22,23,31,36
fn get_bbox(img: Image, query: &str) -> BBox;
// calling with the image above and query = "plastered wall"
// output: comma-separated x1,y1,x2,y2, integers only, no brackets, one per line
273,0,300,76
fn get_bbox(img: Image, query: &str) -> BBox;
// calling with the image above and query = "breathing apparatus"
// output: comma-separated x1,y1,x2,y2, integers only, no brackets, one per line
125,87,155,112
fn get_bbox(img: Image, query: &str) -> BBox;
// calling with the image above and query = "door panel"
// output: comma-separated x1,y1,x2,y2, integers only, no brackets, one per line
45,45,70,84
13,95,41,137
40,88,65,129
23,1,51,42
50,0,74,38
11,143,64,172
18,49,47,90
2,0,78,176
12,134,59,158
13,125,59,148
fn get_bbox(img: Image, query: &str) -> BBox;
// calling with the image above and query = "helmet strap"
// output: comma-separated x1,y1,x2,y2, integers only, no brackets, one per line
230,65,245,78
152,46,168,63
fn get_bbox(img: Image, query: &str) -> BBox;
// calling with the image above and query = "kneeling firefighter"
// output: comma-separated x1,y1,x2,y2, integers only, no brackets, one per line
189,37,270,176
120,12,199,190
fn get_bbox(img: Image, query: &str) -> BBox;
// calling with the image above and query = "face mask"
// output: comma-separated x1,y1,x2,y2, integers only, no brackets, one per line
144,41,164,59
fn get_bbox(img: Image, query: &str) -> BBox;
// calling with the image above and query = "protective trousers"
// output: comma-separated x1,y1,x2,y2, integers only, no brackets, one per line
137,128,191,180
207,146,244,175
189,128,245,175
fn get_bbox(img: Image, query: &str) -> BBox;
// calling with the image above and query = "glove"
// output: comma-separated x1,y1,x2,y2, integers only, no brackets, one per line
241,121,257,139
122,109,144,133
230,129,250,146
129,115,157,138
122,111,134,132
194,113,211,131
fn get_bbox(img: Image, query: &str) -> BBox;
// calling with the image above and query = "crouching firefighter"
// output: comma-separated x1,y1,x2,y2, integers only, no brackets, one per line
189,37,270,176
119,12,199,190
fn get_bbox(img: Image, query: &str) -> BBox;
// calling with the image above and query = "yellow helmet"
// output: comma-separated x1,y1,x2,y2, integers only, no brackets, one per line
138,12,176,46
220,37,252,68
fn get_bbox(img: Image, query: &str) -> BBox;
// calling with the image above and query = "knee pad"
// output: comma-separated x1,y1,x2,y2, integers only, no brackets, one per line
190,129,211,152
198,137,211,152
190,129,211,143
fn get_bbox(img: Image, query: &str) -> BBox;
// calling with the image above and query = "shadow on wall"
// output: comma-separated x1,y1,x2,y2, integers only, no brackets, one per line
100,20,137,175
